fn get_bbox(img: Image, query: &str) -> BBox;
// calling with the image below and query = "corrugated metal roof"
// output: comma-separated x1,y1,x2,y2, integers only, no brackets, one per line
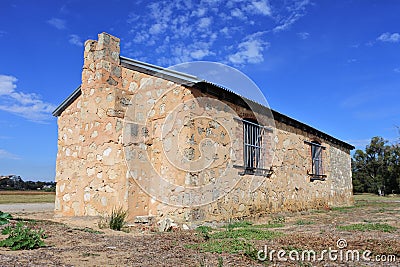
53,56,354,150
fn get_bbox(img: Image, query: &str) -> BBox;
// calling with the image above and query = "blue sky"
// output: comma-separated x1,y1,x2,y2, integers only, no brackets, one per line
0,0,399,181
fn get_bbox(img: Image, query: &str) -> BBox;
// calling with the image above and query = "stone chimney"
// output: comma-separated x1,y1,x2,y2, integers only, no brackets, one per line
82,32,121,92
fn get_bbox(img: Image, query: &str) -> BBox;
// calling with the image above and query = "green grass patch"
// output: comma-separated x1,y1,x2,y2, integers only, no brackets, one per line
196,225,212,233
223,220,253,229
337,223,397,233
211,228,283,240
0,192,55,204
187,238,252,254
295,220,315,226
189,224,283,260
354,193,400,202
252,222,285,228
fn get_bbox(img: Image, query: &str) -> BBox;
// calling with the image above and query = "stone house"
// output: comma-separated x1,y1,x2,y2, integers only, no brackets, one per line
53,32,354,223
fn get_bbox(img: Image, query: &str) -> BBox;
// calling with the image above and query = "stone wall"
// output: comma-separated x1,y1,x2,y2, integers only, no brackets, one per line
54,32,353,223
55,33,130,217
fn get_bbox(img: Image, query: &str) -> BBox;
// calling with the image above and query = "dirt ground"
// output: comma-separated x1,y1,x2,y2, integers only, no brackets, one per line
0,194,398,267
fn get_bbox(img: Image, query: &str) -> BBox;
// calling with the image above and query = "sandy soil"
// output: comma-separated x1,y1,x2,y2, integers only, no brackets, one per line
0,196,398,267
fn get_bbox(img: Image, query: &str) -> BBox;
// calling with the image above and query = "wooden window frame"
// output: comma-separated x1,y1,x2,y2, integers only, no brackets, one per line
305,140,327,181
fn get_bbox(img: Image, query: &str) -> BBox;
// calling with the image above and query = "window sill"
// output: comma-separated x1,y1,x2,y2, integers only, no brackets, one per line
308,174,327,181
233,165,274,177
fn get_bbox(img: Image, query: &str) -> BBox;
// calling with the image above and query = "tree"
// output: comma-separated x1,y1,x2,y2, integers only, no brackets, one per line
352,136,399,195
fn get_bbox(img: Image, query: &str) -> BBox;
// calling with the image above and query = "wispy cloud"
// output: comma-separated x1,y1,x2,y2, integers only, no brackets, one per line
0,149,20,160
69,34,83,46
0,75,56,122
124,0,312,66
394,67,400,73
377,32,400,43
273,0,312,32
0,30,6,37
297,32,309,39
47,18,66,30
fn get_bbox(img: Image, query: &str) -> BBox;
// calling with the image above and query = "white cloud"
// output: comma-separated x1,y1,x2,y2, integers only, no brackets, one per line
297,32,309,39
0,149,20,160
69,34,83,46
377,32,400,43
0,75,56,122
149,23,164,35
190,49,212,60
228,33,269,64
246,0,272,16
47,18,66,30
198,17,212,29
125,0,311,65
394,67,400,73
231,8,246,19
192,8,207,17
0,75,17,95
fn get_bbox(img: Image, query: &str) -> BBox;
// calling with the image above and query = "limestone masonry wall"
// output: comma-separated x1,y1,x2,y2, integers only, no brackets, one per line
55,32,353,223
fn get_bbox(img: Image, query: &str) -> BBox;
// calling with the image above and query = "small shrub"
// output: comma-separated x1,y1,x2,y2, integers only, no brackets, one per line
0,211,12,225
0,222,46,250
109,207,127,231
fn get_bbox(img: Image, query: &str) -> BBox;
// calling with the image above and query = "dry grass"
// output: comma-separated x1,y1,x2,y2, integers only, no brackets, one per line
0,191,55,204
0,193,398,266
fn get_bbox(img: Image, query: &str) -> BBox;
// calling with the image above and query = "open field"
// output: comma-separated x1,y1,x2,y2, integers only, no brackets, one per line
0,191,55,204
0,194,398,266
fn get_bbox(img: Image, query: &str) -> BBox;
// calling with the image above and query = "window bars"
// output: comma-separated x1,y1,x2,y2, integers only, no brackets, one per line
243,119,267,173
305,141,327,180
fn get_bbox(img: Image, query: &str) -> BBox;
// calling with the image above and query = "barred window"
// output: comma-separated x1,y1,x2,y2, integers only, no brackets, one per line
305,140,326,180
243,119,266,173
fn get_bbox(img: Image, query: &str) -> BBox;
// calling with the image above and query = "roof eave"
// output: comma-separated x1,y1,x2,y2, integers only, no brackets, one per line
52,86,81,117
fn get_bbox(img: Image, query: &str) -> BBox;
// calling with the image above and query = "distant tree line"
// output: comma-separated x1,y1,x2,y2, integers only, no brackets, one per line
352,135,400,195
0,175,55,191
